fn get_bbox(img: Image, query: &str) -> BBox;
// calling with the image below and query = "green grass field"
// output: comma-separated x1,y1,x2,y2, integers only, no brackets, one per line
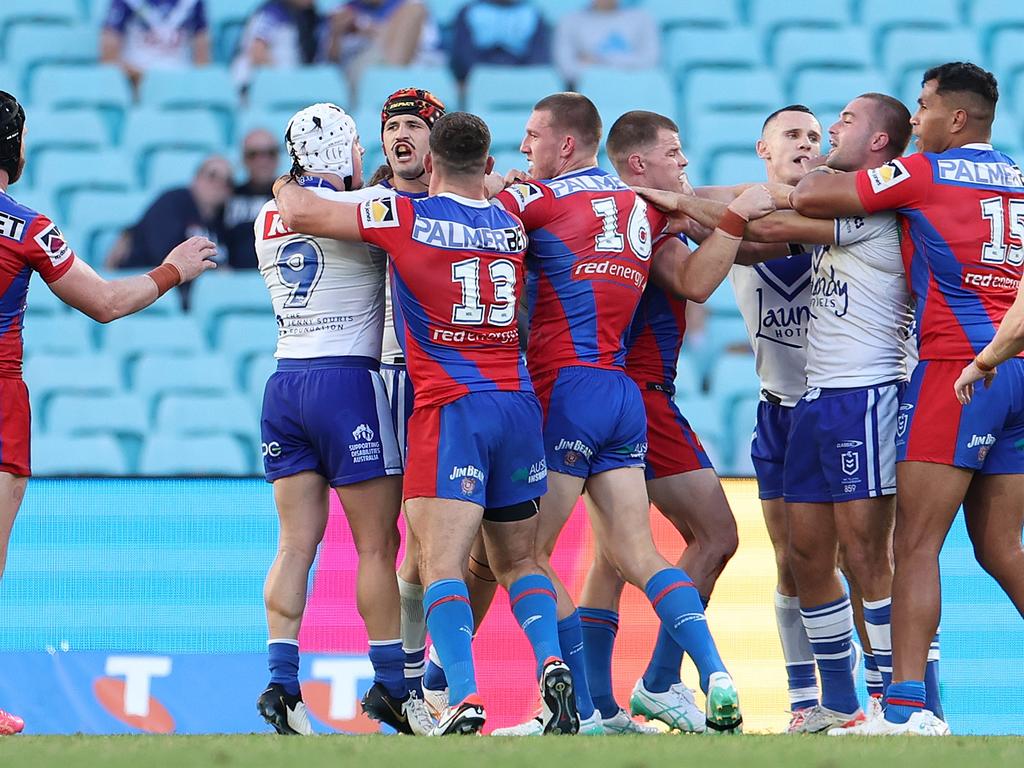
6,735,1024,768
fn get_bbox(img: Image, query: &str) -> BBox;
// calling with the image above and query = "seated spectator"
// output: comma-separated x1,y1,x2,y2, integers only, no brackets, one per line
100,0,210,92
450,0,551,85
325,0,440,91
553,0,658,90
109,156,231,305
224,129,280,269
231,0,325,93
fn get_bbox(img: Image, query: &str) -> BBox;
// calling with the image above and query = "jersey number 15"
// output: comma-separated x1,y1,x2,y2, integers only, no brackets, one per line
981,197,1024,266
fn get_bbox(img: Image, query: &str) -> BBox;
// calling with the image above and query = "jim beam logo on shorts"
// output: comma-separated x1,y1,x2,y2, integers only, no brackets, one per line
554,438,593,467
968,433,996,461
34,222,71,266
867,159,909,193
360,197,399,229
450,465,484,494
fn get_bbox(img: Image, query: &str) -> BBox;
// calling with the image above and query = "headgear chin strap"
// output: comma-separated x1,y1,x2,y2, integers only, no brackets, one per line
380,88,446,136
285,103,358,180
0,91,26,180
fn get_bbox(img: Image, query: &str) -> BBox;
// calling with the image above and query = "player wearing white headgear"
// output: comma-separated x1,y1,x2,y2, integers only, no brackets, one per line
255,102,432,737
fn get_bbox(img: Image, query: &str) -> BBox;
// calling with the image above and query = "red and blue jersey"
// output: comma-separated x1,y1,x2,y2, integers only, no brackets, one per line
496,167,667,386
855,144,1024,361
356,192,530,408
0,191,76,378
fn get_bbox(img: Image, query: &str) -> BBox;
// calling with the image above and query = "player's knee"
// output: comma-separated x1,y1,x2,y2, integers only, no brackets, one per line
972,540,1023,581
353,522,401,563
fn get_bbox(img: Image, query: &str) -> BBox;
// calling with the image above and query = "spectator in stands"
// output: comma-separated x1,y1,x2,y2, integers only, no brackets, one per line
325,0,441,92
553,0,658,90
225,130,280,269
232,0,325,93
100,0,211,92
449,0,551,86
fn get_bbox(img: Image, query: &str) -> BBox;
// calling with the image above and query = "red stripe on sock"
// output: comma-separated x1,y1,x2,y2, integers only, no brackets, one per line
425,594,471,619
509,587,557,609
887,698,924,708
580,615,618,631
650,581,695,610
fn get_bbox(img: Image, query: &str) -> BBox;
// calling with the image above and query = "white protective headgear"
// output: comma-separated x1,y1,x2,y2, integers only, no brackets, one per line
285,102,358,178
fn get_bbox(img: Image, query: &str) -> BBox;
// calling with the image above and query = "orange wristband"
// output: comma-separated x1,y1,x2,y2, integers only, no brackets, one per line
147,263,182,297
716,207,747,239
974,354,996,373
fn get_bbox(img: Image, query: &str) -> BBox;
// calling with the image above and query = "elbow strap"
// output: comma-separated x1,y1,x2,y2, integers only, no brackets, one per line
147,263,182,297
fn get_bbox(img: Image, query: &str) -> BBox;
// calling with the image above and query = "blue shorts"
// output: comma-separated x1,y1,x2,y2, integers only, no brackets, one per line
897,358,1024,473
751,400,794,500
536,367,647,478
380,362,414,467
784,381,904,504
261,356,402,486
404,390,547,509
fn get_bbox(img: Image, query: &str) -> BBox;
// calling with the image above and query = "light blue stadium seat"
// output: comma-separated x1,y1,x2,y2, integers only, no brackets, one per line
672,355,701,400
153,393,257,443
705,281,742,318
137,66,238,136
989,29,1024,89
704,315,752,372
32,435,128,476
214,310,277,359
645,0,741,28
726,394,759,476
206,0,263,63
746,0,851,33
248,66,349,114
0,65,20,97
578,68,674,124
484,112,529,153
30,149,135,219
770,29,871,80
857,0,960,31
882,29,982,84
101,315,205,359
490,150,529,176
688,112,764,166
708,352,760,413
29,64,132,133
0,0,82,26
233,107,296,146
123,108,228,184
22,313,94,355
43,392,148,437
970,0,1024,46
9,187,56,222
139,434,251,476
25,278,65,316
672,393,726,469
466,67,563,114
3,23,97,84
190,273,271,339
428,0,469,27
1014,74,1024,124
24,353,122,409
991,117,1022,158
243,354,276,408
22,108,110,167
681,71,784,132
788,68,893,120
132,352,234,401
664,28,762,74
708,151,768,187
65,190,150,266
357,65,459,112
145,148,212,194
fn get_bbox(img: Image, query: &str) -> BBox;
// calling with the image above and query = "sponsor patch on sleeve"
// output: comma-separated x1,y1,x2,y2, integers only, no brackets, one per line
867,159,909,193
34,222,71,266
0,211,27,241
506,182,543,210
262,210,291,239
360,197,399,229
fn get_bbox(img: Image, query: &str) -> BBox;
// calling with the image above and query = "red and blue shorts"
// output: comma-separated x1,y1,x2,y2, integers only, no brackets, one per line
0,378,30,476
404,390,547,508
639,383,713,480
897,358,1024,473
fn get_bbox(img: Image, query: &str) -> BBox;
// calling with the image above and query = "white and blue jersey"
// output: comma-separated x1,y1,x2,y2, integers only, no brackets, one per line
255,177,401,485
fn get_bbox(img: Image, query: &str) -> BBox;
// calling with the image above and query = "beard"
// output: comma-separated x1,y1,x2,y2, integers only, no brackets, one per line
394,162,426,181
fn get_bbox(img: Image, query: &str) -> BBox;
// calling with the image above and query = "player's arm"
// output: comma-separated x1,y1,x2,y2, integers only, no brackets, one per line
650,185,776,301
788,167,867,218
954,282,1024,404
273,177,362,241
49,237,218,323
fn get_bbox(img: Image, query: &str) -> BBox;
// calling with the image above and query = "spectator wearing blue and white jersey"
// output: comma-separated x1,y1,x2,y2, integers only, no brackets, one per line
231,0,326,91
449,0,551,84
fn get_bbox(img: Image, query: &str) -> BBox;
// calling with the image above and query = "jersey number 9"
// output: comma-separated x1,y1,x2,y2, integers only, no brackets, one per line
276,239,325,308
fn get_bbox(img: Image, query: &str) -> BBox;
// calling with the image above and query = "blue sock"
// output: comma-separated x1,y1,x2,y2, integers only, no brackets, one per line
800,595,860,715
404,645,425,696
864,652,883,700
885,680,926,724
423,579,476,705
644,568,725,693
423,645,448,691
368,639,407,699
925,632,943,718
558,611,595,720
641,594,709,694
268,639,300,695
579,607,619,719
862,597,893,695
509,574,562,679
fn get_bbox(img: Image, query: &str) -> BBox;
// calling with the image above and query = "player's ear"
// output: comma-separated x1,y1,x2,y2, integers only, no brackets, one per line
484,155,495,175
424,152,433,173
871,131,891,152
562,134,576,159
950,108,969,134
755,138,770,160
627,152,644,175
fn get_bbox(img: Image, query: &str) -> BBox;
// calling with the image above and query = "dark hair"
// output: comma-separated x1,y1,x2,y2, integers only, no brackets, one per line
533,92,602,152
368,163,393,186
429,112,491,176
606,111,679,169
858,93,913,155
0,90,25,181
762,104,816,134
922,62,999,121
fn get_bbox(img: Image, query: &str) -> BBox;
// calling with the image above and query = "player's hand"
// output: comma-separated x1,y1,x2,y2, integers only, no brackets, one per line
800,155,834,174
729,184,776,221
632,186,685,213
272,173,294,197
164,236,218,283
954,361,996,405
767,182,796,209
504,168,532,186
484,171,507,198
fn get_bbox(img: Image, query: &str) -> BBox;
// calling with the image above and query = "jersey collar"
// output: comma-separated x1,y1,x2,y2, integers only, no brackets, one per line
436,192,489,208
551,165,603,181
961,142,994,150
381,178,428,199
296,175,339,191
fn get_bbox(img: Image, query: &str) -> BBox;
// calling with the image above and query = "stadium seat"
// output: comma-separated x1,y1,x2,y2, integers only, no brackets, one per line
0,0,81,26
101,315,205,359
189,272,271,336
673,393,726,468
770,28,871,80
704,315,752,364
1013,73,1024,122
153,393,257,443
22,108,110,167
970,0,1024,48
991,117,1022,158
357,65,459,112
673,355,701,400
29,64,132,133
214,314,278,372
43,392,148,437
857,0,961,31
465,66,563,114
681,70,784,133
206,0,263,63
64,190,151,266
663,28,763,75
705,281,742,318
726,394,759,476
22,313,94,355
24,353,123,409
131,352,234,401
881,29,982,85
10,187,56,222
485,112,529,153
746,0,851,33
490,150,529,176
122,108,228,183
708,352,761,424
248,66,349,114
30,149,135,219
989,29,1024,88
788,68,893,120
708,151,768,187
138,434,252,476
24,278,65,316
233,107,297,146
32,435,129,476
578,68,674,124
243,354,276,408
3,23,97,83
137,66,238,136
687,112,764,168
644,0,741,28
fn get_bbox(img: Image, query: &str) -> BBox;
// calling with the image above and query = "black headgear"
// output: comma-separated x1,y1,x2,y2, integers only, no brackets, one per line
0,91,25,179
